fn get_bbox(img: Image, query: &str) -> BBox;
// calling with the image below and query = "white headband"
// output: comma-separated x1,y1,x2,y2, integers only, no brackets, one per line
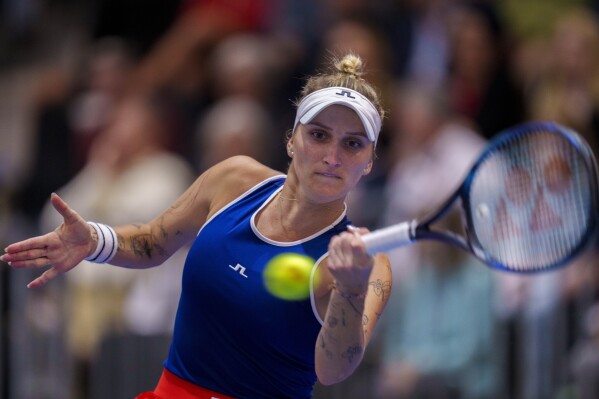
294,87,381,143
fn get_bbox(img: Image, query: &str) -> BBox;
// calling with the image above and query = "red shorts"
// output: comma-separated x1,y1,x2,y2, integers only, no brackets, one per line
136,368,237,399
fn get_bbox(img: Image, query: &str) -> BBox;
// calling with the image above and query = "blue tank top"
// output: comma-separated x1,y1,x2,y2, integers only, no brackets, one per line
164,175,351,398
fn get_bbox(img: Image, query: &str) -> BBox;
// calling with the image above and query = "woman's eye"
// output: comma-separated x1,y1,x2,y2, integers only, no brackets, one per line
347,139,364,149
311,130,327,140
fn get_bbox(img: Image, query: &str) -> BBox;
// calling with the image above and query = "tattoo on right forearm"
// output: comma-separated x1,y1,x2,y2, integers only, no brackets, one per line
155,218,170,257
131,234,153,258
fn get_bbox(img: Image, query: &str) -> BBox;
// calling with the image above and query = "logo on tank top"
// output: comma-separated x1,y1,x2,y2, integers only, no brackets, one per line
229,263,249,278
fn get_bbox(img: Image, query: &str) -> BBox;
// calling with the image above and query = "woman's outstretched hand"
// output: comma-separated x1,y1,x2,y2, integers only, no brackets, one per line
1,193,95,288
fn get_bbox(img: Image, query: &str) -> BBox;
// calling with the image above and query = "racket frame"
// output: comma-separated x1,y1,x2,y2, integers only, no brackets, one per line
457,121,599,272
364,121,598,272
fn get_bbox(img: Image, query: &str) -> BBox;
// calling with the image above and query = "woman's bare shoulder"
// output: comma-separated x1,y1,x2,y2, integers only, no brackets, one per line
205,156,284,211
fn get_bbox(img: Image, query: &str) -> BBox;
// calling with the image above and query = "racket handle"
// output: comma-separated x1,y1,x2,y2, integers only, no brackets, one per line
361,221,415,255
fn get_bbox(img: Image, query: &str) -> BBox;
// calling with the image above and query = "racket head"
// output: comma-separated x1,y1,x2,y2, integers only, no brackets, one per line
461,121,598,272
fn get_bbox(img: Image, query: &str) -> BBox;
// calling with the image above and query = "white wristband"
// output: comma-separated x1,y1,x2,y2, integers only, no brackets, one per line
85,222,118,264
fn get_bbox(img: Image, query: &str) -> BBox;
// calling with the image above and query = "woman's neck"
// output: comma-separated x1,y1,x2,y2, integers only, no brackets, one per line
258,188,346,242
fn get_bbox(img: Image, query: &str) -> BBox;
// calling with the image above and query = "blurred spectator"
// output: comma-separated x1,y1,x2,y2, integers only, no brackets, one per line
381,81,485,281
129,0,276,97
123,1,288,168
200,33,301,170
376,211,499,399
207,34,280,104
498,0,589,40
91,0,182,57
444,1,526,138
492,8,599,399
369,79,489,399
494,270,567,399
8,64,75,226
39,95,194,398
396,0,452,90
526,7,599,153
569,302,599,399
10,37,137,226
69,37,138,169
493,246,598,399
194,96,276,171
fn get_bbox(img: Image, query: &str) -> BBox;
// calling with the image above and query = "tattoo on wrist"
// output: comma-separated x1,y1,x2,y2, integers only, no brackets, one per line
331,283,367,300
89,226,98,256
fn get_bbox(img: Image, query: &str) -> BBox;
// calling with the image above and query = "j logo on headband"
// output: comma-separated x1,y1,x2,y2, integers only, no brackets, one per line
335,90,357,99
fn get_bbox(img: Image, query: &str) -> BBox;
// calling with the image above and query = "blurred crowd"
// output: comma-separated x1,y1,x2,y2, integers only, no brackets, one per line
1,0,599,399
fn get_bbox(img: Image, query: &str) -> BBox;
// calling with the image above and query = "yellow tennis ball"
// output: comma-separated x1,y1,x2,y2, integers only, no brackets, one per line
263,253,316,301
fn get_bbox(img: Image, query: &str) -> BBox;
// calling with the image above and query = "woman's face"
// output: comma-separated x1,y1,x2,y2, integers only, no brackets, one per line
289,104,374,203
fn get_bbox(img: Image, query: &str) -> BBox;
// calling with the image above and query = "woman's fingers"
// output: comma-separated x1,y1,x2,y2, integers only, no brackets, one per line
347,225,370,236
1,195,87,289
1,247,48,263
50,193,80,225
327,228,375,293
7,257,50,269
4,234,50,254
329,232,369,265
27,267,61,289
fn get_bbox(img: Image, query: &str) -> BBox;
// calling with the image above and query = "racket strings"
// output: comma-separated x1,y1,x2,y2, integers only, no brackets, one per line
471,130,593,271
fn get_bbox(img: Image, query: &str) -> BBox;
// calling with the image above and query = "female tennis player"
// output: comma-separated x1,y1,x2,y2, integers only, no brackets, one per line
2,53,392,399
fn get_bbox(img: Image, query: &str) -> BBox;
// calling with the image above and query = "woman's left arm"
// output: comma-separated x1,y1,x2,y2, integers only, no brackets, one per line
315,230,392,385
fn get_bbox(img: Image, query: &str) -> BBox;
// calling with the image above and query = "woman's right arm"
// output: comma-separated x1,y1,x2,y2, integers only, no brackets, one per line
2,156,275,288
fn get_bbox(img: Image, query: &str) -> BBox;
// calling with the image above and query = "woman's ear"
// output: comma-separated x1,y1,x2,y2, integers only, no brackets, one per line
363,160,373,175
287,140,294,158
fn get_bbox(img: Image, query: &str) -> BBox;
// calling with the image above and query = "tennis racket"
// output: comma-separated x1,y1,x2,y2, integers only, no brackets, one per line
362,121,599,272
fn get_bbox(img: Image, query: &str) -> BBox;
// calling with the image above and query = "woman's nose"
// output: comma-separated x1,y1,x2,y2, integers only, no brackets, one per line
322,143,342,166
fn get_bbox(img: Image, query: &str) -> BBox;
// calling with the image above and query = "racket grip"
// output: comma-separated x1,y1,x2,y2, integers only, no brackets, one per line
361,221,415,255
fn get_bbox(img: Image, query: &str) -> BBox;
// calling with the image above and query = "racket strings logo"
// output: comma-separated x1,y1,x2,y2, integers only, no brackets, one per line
490,154,574,241
492,198,522,241
529,188,562,232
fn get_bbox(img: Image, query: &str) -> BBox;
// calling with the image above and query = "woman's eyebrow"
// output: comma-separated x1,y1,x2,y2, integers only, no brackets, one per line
307,121,368,137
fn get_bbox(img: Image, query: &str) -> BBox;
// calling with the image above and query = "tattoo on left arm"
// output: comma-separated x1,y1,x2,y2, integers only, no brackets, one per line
327,315,339,328
369,279,391,301
341,345,363,364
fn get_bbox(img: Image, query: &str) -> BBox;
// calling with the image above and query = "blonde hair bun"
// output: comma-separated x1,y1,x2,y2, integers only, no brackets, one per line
335,53,364,79
295,52,385,124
